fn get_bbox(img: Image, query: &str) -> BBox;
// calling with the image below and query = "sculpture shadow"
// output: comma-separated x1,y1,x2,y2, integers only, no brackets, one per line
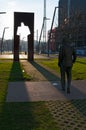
30,61,86,118
30,61,60,81
9,61,24,81
76,60,86,65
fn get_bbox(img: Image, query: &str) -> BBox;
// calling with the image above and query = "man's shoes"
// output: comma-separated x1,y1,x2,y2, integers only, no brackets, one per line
67,88,70,94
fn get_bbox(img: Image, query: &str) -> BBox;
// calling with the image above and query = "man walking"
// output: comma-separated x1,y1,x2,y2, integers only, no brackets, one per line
58,37,76,93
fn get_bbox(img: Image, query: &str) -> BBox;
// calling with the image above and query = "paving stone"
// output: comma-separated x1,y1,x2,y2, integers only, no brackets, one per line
3,55,86,130
6,80,86,102
46,100,86,130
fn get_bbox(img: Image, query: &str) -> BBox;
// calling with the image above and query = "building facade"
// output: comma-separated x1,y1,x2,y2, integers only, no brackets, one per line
57,0,86,48
58,0,86,26
47,28,57,52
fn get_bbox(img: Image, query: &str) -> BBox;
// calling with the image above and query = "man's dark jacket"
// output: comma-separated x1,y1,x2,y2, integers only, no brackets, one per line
58,43,76,67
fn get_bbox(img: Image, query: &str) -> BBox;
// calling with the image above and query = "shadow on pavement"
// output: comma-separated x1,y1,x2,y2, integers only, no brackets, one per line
8,61,32,101
7,60,86,119
1,61,47,130
30,61,86,118
30,61,60,81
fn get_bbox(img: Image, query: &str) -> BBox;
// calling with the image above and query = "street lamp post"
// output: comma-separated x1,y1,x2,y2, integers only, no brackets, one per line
47,6,59,57
38,17,50,54
0,12,6,54
68,0,70,20
0,27,9,54
67,0,71,39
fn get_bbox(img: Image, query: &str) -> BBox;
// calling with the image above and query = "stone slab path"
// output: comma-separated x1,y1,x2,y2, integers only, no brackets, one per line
6,80,86,102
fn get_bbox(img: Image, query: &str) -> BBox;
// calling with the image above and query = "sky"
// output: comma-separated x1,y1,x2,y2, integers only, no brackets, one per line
0,0,59,40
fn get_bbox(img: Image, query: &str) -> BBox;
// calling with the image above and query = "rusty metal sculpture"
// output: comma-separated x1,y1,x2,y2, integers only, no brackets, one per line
14,12,34,61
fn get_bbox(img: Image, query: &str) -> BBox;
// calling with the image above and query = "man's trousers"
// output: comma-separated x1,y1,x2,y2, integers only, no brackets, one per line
60,65,72,90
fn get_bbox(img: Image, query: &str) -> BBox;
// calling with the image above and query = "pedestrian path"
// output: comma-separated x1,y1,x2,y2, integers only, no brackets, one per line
6,80,86,102
2,55,86,130
2,55,85,102
0,53,50,59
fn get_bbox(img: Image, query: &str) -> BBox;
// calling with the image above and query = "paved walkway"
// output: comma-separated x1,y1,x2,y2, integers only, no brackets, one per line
1,54,86,102
0,53,51,59
6,80,86,102
2,54,86,130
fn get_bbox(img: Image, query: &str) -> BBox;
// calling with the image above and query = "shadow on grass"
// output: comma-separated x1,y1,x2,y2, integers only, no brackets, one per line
30,61,86,118
0,60,86,129
0,102,58,130
9,61,24,81
0,61,58,129
9,61,31,81
2,62,36,129
30,61,60,81
76,60,86,65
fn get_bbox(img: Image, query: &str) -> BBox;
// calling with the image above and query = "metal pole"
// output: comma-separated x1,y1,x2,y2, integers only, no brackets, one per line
0,12,6,54
68,0,71,37
38,17,45,54
68,0,70,20
43,0,46,43
36,29,38,44
47,7,58,57
0,27,9,54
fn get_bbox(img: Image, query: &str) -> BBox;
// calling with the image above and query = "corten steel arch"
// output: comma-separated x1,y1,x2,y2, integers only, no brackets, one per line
14,12,34,61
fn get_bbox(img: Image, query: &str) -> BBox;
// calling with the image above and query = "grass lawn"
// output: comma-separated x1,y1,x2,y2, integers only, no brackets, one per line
0,102,58,130
0,60,58,130
36,57,86,80
0,58,86,130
